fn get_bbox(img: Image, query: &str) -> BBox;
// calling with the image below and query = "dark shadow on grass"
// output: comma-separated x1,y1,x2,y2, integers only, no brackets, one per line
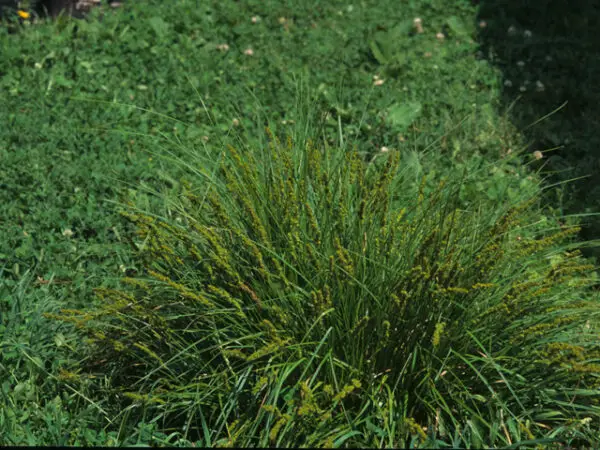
475,0,600,261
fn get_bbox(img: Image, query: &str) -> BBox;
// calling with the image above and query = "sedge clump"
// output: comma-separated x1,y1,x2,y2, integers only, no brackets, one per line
48,122,600,447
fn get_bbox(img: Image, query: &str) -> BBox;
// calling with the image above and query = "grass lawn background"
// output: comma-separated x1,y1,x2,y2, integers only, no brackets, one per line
1,0,599,446
477,0,600,261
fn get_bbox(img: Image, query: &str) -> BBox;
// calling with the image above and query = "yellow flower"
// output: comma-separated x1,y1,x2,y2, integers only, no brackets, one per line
17,10,30,19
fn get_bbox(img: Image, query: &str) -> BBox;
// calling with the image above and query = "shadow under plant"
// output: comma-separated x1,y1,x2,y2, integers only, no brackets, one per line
475,0,600,262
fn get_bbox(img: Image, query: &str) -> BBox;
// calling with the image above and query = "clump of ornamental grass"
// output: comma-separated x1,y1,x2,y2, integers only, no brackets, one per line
47,119,600,447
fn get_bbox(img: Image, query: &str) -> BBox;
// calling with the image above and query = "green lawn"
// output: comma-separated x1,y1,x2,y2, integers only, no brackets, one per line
477,0,600,261
1,0,599,447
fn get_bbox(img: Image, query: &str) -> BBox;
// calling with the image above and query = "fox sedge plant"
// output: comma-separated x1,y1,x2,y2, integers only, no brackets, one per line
46,103,600,447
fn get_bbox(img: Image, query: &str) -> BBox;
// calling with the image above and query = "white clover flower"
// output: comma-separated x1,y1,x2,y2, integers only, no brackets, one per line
436,32,445,41
535,80,545,92
533,150,543,160
413,17,424,33
244,48,254,56
507,25,517,36
524,29,532,38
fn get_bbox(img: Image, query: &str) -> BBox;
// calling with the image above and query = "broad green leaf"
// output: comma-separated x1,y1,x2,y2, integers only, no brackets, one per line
54,332,66,347
446,15,471,39
389,20,414,38
52,75,74,89
14,382,26,396
334,430,363,447
365,419,386,437
386,102,422,132
403,149,423,184
148,17,169,37
369,40,388,65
